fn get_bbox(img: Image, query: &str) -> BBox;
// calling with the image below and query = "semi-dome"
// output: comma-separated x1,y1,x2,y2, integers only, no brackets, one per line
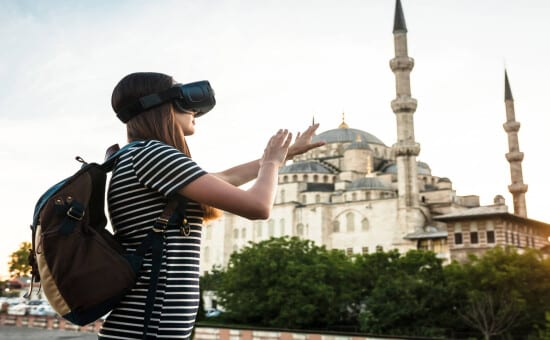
280,161,334,174
348,177,391,190
312,128,386,146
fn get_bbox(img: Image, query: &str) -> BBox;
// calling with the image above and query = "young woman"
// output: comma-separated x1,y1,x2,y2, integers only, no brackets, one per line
98,72,324,339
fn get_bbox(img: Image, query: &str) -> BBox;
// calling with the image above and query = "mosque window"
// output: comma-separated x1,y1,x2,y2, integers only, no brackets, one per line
280,219,285,235
233,228,239,239
280,189,285,203
375,245,383,252
346,248,354,256
352,193,357,201
525,236,529,248
283,175,288,183
346,212,355,232
301,195,307,204
293,175,298,182
313,175,318,182
486,230,495,244
470,231,479,244
241,228,246,239
505,231,509,243
315,194,321,203
454,232,463,245
204,246,210,262
333,220,340,233
303,175,309,182
362,247,369,255
323,175,328,183
511,232,515,244
361,218,369,231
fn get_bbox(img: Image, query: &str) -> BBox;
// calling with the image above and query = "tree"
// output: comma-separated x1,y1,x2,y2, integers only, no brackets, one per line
358,249,449,337
215,236,355,329
8,241,31,277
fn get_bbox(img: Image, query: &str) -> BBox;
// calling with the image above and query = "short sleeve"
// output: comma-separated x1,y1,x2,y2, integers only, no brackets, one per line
131,140,207,197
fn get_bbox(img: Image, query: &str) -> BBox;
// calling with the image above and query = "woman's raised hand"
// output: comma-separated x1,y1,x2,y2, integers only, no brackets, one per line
286,123,326,160
260,129,293,168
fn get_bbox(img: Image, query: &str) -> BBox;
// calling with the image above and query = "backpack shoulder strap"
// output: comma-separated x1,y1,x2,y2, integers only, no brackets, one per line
101,141,145,172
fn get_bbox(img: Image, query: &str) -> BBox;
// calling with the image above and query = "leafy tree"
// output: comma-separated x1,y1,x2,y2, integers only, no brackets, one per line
444,247,550,339
8,241,31,277
215,236,355,329
358,249,449,337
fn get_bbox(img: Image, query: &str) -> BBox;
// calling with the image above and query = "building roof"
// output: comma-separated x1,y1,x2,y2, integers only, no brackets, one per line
404,226,448,240
280,161,334,174
313,127,386,146
382,162,432,175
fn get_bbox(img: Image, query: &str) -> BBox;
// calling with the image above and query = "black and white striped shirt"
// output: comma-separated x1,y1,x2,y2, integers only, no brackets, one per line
99,140,206,339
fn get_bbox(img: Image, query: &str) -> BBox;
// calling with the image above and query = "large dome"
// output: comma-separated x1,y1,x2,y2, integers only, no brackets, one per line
312,128,386,146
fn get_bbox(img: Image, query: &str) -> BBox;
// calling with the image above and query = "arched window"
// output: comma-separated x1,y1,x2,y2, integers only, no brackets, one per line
361,218,369,231
303,175,308,182
323,175,328,183
313,175,319,182
233,228,239,239
241,228,246,239
283,175,288,183
346,212,355,232
292,175,298,182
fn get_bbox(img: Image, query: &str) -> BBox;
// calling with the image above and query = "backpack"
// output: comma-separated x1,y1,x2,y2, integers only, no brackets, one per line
28,142,181,336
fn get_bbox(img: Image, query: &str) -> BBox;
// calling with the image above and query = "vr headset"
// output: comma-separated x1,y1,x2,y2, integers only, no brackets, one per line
116,80,216,123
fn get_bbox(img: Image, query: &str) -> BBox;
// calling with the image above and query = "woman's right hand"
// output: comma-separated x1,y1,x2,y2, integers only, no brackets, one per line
260,129,293,168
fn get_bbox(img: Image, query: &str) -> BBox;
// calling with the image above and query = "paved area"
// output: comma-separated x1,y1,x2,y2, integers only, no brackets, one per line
0,326,97,339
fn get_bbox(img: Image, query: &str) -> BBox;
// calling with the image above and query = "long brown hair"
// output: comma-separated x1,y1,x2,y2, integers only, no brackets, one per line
112,72,221,222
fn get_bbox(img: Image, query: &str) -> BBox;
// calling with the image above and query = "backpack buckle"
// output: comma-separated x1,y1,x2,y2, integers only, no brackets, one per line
66,205,85,221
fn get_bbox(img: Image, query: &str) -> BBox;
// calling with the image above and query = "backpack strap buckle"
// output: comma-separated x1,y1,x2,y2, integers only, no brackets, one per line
66,204,85,221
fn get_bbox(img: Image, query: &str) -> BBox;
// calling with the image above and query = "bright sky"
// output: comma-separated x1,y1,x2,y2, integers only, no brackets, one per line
1,0,549,279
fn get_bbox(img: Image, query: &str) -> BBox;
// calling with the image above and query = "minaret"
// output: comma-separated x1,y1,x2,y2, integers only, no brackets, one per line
503,70,528,217
390,0,423,235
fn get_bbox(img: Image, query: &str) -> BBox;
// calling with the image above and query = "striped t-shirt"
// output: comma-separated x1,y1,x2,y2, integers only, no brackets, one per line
98,140,207,340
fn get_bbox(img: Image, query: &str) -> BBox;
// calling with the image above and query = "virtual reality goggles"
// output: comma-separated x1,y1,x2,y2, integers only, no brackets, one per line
116,80,216,123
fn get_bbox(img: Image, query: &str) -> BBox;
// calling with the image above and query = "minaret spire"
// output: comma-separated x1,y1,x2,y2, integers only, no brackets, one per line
390,0,423,237
503,70,528,217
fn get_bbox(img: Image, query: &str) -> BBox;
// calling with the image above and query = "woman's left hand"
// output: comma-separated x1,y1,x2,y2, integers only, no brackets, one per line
286,123,326,161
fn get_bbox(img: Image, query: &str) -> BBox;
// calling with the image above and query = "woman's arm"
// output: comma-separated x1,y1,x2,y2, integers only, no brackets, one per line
212,124,325,186
178,130,292,220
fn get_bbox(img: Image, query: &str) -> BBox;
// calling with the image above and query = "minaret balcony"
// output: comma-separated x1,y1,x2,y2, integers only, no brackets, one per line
390,56,415,71
505,151,524,162
391,96,417,113
508,183,528,194
392,142,420,156
503,121,520,132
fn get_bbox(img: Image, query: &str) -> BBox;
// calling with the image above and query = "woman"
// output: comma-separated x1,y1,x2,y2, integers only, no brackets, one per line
98,72,324,339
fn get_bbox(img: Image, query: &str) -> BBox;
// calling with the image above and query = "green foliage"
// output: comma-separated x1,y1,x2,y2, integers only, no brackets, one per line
8,241,31,277
215,237,354,329
203,239,550,339
358,250,448,337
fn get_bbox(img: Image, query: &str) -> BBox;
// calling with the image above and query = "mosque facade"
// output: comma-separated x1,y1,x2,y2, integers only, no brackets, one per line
200,0,550,274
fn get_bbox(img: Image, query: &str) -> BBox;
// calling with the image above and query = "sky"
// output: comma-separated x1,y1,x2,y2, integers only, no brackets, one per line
1,0,549,279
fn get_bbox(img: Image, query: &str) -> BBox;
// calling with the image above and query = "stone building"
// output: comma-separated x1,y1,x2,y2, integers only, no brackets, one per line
200,0,550,274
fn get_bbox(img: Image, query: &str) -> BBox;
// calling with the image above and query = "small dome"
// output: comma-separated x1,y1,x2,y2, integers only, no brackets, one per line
345,141,372,151
348,177,390,190
280,161,334,174
438,177,451,183
382,162,432,175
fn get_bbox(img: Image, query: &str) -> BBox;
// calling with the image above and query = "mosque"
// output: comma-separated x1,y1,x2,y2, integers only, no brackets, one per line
200,0,550,273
